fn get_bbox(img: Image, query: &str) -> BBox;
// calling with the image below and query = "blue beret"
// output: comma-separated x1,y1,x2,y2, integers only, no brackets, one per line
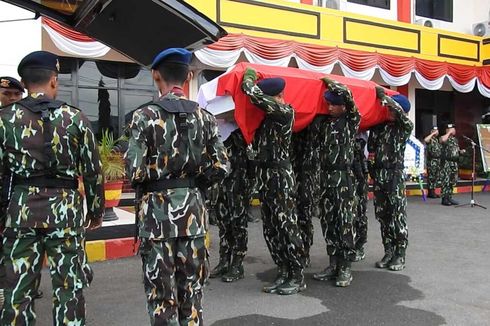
391,94,411,113
324,90,345,106
257,78,285,96
151,48,192,69
17,51,59,77
0,77,24,92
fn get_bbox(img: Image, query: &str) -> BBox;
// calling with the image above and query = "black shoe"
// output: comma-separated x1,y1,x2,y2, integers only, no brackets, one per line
352,248,365,262
313,256,337,281
427,189,440,198
449,198,459,205
388,255,405,271
263,266,289,294
335,259,353,287
441,197,452,206
209,255,230,279
33,290,43,299
222,256,244,283
375,250,393,269
277,269,306,295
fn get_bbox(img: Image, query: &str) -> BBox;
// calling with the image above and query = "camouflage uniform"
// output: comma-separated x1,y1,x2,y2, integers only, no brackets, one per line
368,96,413,263
290,120,321,264
212,129,250,280
353,137,369,255
126,88,228,325
242,70,305,284
317,81,360,262
0,93,104,325
426,138,442,191
440,136,460,200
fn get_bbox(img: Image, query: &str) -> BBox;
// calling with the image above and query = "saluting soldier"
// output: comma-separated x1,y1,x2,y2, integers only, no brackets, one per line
0,51,104,325
440,123,463,206
368,90,413,272
242,68,306,295
313,77,360,287
125,48,228,325
424,126,442,198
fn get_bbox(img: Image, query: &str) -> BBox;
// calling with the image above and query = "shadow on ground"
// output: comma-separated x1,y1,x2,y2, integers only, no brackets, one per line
212,268,446,326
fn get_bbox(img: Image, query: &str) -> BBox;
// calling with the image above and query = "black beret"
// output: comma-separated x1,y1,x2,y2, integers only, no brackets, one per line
151,48,192,69
324,90,345,105
0,77,24,92
257,78,285,96
17,51,60,77
391,94,411,113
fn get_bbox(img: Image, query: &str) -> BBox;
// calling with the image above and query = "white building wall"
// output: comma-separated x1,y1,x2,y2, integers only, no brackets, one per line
0,2,42,79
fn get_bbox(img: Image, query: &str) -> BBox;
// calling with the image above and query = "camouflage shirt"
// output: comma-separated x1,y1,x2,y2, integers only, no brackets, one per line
319,80,361,187
221,128,249,192
441,136,460,162
368,96,414,168
426,137,442,159
125,90,228,240
0,94,104,229
242,69,294,164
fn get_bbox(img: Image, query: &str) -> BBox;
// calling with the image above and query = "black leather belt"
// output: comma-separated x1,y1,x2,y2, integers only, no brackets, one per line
14,176,78,189
142,178,196,193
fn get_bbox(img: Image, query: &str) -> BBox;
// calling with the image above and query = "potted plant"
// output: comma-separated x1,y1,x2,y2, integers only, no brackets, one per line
99,130,127,221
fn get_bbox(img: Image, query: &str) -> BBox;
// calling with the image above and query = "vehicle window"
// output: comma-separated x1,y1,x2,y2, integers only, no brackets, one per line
33,0,86,15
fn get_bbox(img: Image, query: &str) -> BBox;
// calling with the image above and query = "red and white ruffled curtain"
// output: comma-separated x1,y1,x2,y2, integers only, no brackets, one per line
42,18,110,58
195,33,490,98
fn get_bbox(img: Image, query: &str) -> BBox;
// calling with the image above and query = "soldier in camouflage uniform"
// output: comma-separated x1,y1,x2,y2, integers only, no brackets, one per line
424,126,442,198
209,128,250,282
125,48,228,325
368,90,413,272
290,119,322,267
440,124,462,206
242,68,306,295
0,76,25,310
0,51,104,325
313,78,360,287
352,132,369,262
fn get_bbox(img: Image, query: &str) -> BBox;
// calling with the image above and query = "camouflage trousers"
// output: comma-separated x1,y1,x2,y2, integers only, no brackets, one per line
354,173,369,250
257,167,305,271
372,169,408,257
441,161,458,198
427,158,441,190
215,187,248,259
1,227,92,326
318,185,356,260
140,236,208,326
295,169,318,259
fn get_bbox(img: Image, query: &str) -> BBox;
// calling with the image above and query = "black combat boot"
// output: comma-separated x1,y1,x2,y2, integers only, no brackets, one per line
353,247,365,262
375,247,393,268
222,255,245,282
388,255,406,271
335,258,353,287
263,266,289,294
441,196,452,206
209,254,230,279
448,197,459,205
427,189,439,198
313,255,338,281
277,268,306,295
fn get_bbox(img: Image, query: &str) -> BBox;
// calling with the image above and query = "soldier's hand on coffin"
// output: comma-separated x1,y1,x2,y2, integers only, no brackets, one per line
375,86,385,99
244,68,258,82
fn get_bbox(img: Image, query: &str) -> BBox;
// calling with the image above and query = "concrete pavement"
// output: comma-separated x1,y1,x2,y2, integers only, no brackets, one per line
34,192,490,325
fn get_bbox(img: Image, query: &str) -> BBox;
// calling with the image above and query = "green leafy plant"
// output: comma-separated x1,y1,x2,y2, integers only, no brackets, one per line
99,130,126,182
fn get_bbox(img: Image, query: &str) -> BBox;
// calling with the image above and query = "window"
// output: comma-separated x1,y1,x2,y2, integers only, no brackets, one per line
347,0,390,10
58,58,158,139
416,0,453,22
